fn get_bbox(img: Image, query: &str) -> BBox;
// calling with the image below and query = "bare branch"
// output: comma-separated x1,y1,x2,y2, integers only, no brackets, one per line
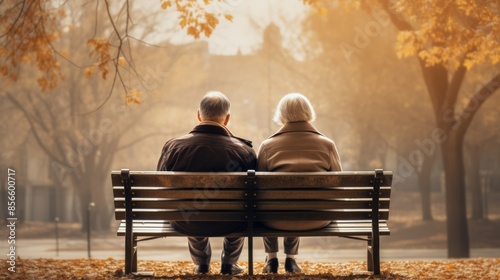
6,92,64,163
377,0,413,31
458,73,500,134
116,132,170,151
0,0,26,38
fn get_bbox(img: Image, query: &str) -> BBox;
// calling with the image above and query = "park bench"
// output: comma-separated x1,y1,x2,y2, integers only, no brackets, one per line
111,169,392,276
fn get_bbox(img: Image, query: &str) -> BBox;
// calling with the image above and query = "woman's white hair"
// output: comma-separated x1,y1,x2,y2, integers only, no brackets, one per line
199,91,231,121
273,93,316,125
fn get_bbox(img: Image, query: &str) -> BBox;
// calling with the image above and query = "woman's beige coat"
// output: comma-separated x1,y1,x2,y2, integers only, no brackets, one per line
257,121,342,231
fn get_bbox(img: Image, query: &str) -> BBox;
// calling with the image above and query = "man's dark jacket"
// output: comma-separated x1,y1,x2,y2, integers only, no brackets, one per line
157,122,257,236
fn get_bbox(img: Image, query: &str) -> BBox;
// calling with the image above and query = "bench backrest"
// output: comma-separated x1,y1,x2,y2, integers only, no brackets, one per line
112,169,392,223
249,171,391,221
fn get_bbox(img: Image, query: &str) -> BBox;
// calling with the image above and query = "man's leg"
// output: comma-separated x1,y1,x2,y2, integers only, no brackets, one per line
263,237,279,254
221,237,245,264
188,237,212,265
220,237,245,275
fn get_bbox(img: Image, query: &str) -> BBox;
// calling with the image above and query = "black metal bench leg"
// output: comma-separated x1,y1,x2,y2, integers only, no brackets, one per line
125,232,133,274
122,169,134,275
371,169,382,275
367,237,381,274
372,234,380,275
367,237,373,272
132,238,138,273
248,235,253,275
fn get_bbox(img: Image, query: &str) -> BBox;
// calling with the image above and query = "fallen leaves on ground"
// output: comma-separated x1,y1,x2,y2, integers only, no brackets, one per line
1,258,499,279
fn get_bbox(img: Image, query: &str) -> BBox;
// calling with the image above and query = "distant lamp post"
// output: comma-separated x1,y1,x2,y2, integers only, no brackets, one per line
54,217,59,257
87,202,95,259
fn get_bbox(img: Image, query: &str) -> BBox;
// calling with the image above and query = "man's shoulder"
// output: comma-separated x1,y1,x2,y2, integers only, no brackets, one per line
162,133,193,147
231,136,253,148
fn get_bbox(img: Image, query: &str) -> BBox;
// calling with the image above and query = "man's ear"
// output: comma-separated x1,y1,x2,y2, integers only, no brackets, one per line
223,114,230,126
197,111,203,123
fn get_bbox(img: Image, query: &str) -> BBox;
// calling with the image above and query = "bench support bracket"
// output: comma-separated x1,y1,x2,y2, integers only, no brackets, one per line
368,169,383,275
246,170,256,276
121,169,136,274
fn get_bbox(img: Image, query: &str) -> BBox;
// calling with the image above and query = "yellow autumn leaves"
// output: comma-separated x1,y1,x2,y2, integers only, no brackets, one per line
86,39,111,80
393,1,500,70
160,0,233,39
0,0,63,91
84,38,126,80
84,39,141,105
1,258,499,279
2,0,499,101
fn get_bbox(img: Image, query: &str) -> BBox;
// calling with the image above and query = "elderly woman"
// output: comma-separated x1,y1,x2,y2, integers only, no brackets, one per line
257,93,342,274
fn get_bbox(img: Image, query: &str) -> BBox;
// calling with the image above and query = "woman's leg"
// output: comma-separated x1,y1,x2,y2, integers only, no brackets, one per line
283,237,299,255
262,237,279,273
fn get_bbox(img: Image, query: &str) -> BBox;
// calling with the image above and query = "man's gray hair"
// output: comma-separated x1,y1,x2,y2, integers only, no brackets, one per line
199,91,231,121
273,93,316,125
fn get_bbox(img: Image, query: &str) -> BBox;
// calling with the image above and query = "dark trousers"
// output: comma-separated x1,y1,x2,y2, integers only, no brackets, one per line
263,237,300,255
188,237,245,265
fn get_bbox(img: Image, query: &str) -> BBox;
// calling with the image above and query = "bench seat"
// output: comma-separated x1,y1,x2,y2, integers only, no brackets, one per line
117,220,390,237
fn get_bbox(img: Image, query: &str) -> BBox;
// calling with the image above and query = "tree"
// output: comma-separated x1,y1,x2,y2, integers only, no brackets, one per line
303,0,500,257
383,0,499,258
2,0,211,231
463,71,500,220
302,3,439,221
357,0,500,257
0,0,234,98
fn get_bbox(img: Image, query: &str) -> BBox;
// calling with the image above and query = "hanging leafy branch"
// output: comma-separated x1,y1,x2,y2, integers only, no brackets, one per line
0,0,64,90
160,0,233,38
0,0,234,104
391,1,500,69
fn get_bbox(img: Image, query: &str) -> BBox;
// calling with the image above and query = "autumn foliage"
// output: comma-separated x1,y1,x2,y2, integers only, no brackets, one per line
1,0,234,101
1,258,499,279
161,0,233,39
393,1,500,69
0,0,64,90
2,0,499,97
86,38,112,80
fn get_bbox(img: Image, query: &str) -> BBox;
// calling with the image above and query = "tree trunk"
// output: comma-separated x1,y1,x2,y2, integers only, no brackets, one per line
91,177,113,232
78,177,93,233
441,130,470,258
77,168,114,232
467,145,484,220
418,150,436,221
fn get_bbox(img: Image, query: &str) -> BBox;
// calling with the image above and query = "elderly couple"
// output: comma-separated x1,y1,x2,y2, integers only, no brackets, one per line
157,91,342,275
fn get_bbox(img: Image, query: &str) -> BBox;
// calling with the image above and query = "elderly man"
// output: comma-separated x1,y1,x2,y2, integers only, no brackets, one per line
157,91,256,275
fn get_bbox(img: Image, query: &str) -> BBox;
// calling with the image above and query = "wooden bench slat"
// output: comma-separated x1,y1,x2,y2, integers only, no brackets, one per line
116,220,390,237
251,225,391,237
112,187,390,200
115,209,389,221
256,189,391,199
115,210,247,221
113,199,391,211
254,172,392,187
113,200,246,210
257,200,390,210
254,210,390,221
113,187,246,199
111,171,393,188
111,171,248,187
